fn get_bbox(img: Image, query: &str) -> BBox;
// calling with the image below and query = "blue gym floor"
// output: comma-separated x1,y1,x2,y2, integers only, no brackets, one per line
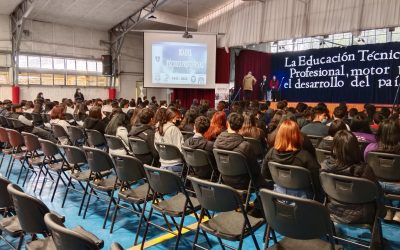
0,154,399,250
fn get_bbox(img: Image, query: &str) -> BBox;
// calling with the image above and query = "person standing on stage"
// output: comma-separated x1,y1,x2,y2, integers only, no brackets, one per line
260,75,270,101
242,71,256,101
269,75,280,102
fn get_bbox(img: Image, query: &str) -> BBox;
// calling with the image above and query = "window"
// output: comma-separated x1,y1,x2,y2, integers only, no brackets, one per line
98,76,108,87
76,60,87,72
66,75,76,86
41,74,54,85
28,73,41,85
0,71,8,84
18,55,28,68
97,62,103,73
28,56,40,68
54,74,65,85
41,57,53,69
77,75,87,86
66,59,76,70
87,61,97,72
87,76,97,86
18,73,28,85
54,58,65,70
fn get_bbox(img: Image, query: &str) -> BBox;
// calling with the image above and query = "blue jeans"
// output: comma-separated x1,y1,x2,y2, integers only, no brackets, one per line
379,181,400,208
161,164,183,173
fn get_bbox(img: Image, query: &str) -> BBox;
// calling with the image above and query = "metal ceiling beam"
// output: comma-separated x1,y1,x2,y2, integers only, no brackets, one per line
108,0,168,87
11,0,35,85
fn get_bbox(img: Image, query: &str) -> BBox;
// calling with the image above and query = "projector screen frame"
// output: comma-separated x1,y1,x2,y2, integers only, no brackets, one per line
143,31,217,89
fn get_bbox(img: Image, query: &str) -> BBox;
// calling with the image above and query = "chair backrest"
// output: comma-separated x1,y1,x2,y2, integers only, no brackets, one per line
213,149,249,176
52,124,69,138
44,213,99,250
31,113,43,126
60,145,87,165
155,142,182,161
320,172,379,204
9,118,24,130
7,183,50,234
23,113,33,120
308,135,323,147
260,189,334,240
0,177,13,210
22,132,41,152
111,154,146,183
7,129,24,148
39,138,60,157
143,164,183,194
182,146,214,176
268,162,313,190
189,176,242,212
316,148,331,165
83,146,115,173
0,126,9,143
367,151,400,182
0,116,9,127
85,129,107,147
129,137,151,155
181,131,194,140
244,137,265,158
67,126,86,145
5,117,14,128
105,135,129,153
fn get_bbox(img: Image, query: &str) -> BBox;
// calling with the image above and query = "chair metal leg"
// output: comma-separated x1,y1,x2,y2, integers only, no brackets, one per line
78,181,90,216
140,206,154,250
50,172,62,202
110,197,120,233
83,186,93,219
134,190,150,246
174,212,187,250
102,190,115,229
16,234,24,250
192,209,205,250
39,167,50,196
61,177,72,208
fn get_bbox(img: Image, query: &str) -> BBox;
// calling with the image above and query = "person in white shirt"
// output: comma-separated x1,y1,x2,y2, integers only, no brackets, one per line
49,105,71,145
105,110,129,155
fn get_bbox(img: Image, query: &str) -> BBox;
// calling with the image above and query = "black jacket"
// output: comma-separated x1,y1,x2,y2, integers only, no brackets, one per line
83,117,106,134
214,132,268,190
301,121,329,137
128,123,159,166
321,157,384,224
262,148,322,199
74,92,84,102
183,135,215,179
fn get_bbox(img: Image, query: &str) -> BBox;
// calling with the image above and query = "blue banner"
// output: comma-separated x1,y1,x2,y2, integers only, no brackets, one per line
271,42,400,104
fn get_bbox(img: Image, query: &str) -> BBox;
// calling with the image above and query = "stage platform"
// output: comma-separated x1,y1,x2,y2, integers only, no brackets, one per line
266,101,392,114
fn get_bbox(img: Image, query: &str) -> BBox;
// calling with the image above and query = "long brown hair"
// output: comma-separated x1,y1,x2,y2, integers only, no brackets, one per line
332,130,362,167
238,111,261,139
274,119,303,152
157,107,179,136
204,111,226,141
50,105,65,120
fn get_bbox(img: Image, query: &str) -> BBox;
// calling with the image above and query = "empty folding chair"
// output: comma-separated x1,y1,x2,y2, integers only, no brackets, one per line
5,129,27,182
128,137,155,166
85,129,107,150
259,189,342,250
67,125,86,146
268,162,317,200
52,124,72,145
0,127,13,170
38,139,71,201
0,177,24,250
320,172,384,249
20,132,44,187
316,148,331,165
44,212,104,250
82,146,118,229
109,154,150,241
367,151,400,212
7,183,64,249
307,135,324,148
105,135,131,156
182,146,217,180
141,165,203,250
189,176,264,250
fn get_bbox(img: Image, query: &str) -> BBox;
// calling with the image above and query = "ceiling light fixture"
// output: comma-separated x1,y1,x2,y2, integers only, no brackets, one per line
182,0,193,38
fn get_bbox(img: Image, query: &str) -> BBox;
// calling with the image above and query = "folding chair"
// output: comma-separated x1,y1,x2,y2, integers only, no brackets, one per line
182,146,217,181
155,142,186,176
181,131,194,140
316,148,331,165
259,189,342,250
109,154,150,243
320,172,384,249
244,136,266,165
128,137,155,166
20,132,44,187
5,129,27,182
67,125,86,146
0,127,13,171
141,165,203,250
307,135,324,148
85,129,107,150
367,151,400,212
52,124,72,145
82,146,118,229
189,176,264,250
105,135,132,155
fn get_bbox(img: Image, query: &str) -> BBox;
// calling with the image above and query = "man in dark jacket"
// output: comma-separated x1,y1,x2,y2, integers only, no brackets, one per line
301,105,329,136
184,116,214,179
128,108,159,166
214,112,268,190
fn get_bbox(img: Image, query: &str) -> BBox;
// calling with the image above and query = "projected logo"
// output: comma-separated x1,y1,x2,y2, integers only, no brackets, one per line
152,42,207,85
